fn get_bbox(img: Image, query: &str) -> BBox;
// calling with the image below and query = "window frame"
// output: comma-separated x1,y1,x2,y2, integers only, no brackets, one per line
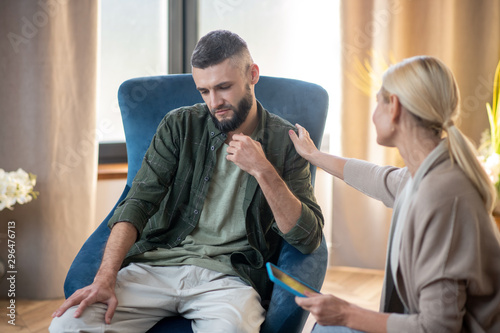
98,0,198,165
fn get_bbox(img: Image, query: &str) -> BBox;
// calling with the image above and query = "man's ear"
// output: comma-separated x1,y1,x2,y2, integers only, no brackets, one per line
249,63,260,85
389,94,402,124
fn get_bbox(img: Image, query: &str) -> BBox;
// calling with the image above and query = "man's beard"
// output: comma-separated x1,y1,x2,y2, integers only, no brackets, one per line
209,85,253,133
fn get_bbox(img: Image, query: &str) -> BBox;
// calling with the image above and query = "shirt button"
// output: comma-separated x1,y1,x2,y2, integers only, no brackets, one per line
204,176,209,181
194,210,199,214
211,146,215,151
210,131,215,136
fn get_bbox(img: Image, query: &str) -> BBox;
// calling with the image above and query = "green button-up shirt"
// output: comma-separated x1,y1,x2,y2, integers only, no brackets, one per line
109,101,324,299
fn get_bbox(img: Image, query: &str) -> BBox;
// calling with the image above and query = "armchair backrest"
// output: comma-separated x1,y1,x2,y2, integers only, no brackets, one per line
118,74,329,186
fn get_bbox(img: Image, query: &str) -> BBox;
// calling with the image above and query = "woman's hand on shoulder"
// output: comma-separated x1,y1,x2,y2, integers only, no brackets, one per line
289,123,320,161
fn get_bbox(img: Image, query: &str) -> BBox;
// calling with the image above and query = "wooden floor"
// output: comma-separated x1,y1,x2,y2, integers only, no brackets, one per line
0,266,384,333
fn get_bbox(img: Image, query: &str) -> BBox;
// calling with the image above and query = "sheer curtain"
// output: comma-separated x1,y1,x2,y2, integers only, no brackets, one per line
332,0,500,269
0,0,98,298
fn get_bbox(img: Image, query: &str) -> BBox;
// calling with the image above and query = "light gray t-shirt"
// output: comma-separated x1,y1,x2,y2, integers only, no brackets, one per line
129,142,252,277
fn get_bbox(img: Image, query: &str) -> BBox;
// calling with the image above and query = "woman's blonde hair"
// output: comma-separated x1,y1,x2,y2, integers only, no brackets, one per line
381,55,496,213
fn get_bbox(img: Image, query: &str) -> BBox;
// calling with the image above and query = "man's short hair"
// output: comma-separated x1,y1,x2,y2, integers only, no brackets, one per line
191,30,252,70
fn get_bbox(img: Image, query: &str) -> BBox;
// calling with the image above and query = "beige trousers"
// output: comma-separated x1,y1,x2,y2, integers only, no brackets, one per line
49,263,265,333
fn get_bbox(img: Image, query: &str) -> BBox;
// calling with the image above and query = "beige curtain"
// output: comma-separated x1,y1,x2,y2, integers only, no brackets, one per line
332,0,500,269
0,0,98,298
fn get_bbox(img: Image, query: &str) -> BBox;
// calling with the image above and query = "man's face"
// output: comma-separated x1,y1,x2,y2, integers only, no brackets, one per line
193,59,254,132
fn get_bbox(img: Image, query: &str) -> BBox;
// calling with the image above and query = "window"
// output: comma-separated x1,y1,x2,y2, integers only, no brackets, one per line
198,0,341,153
98,0,168,145
97,0,341,160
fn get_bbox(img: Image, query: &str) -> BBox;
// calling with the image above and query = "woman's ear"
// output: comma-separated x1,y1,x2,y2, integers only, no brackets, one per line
389,94,402,124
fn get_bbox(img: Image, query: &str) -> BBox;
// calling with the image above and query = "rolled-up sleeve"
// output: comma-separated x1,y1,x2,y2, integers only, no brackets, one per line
274,142,324,254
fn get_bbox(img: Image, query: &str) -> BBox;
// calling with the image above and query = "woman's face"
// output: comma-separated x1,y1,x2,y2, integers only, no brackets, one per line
372,91,395,147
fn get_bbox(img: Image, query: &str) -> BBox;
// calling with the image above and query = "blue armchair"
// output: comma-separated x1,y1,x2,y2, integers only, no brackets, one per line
64,74,329,333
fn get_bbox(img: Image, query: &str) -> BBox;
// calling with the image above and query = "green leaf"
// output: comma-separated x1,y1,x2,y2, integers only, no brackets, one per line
487,103,496,153
486,59,500,154
496,101,500,154
492,60,500,116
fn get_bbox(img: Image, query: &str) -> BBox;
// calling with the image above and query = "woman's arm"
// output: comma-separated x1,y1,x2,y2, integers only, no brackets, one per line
290,123,408,208
289,124,347,180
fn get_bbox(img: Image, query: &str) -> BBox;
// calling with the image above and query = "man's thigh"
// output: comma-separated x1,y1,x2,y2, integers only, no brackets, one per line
49,302,169,333
179,271,265,333
49,264,265,333
49,264,178,333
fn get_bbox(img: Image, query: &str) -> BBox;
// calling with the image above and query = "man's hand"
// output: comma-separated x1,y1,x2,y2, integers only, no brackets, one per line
226,133,302,234
52,278,118,324
226,133,272,177
51,222,137,324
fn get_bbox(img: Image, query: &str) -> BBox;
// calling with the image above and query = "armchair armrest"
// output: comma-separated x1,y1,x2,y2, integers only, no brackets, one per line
261,235,328,333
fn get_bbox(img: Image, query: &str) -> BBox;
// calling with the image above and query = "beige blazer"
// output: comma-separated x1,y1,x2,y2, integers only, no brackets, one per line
344,141,500,332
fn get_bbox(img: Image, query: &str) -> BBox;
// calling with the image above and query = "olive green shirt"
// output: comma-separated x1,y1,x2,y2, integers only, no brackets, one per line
108,101,324,299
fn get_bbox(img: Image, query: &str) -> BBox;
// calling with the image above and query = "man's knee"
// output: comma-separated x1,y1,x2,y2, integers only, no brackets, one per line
49,305,104,333
49,315,76,333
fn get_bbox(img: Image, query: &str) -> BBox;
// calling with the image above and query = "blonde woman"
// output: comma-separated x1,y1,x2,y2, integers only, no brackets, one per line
291,56,500,332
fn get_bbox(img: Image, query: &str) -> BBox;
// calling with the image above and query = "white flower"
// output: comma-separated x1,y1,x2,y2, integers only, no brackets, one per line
0,168,38,211
484,153,500,185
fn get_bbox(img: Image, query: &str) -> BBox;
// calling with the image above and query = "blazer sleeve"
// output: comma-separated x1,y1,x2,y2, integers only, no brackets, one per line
273,135,324,254
343,159,409,208
387,280,467,332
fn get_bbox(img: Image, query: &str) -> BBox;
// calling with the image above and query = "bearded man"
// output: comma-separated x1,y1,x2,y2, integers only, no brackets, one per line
50,29,323,333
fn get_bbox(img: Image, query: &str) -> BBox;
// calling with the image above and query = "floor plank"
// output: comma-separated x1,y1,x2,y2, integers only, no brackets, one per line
0,266,384,333
0,298,63,333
